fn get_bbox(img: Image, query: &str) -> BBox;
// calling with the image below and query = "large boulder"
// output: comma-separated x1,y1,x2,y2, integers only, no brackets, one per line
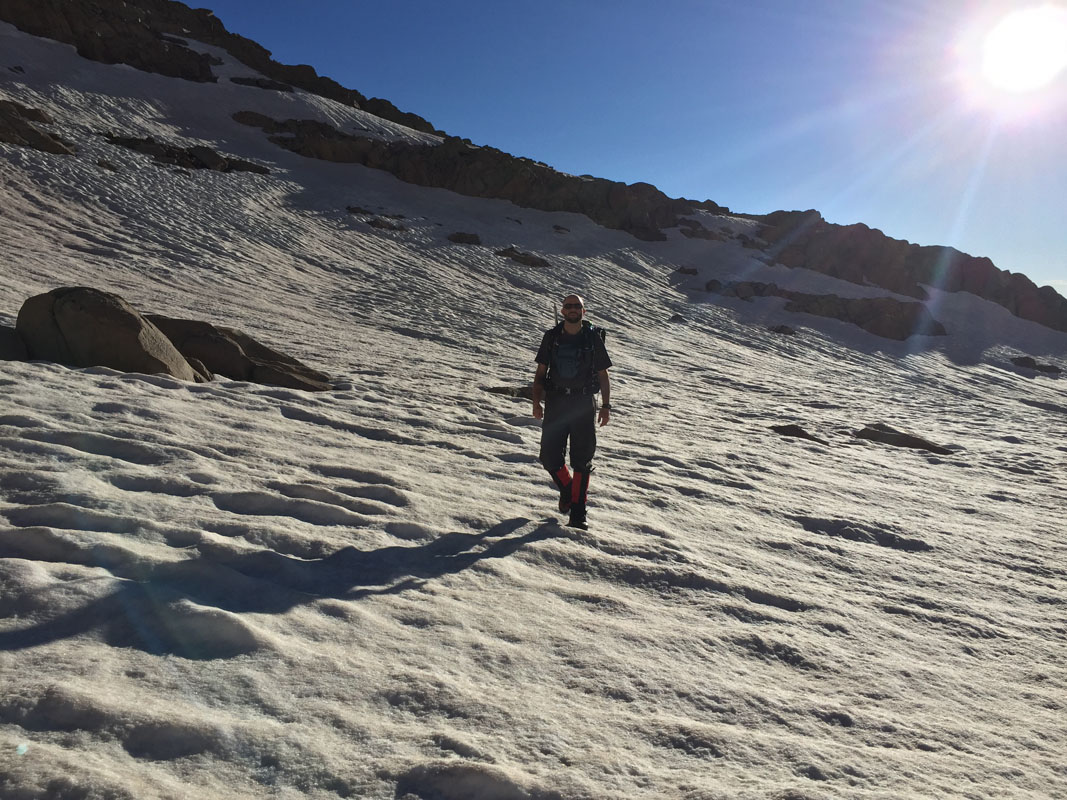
0,324,28,361
16,288,201,382
147,316,330,392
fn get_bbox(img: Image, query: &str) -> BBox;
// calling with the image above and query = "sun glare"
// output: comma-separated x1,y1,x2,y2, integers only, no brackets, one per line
980,6,1067,92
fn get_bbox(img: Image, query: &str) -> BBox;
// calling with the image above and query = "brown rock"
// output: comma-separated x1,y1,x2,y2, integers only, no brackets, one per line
853,423,953,455
447,232,482,245
16,288,199,381
495,246,550,268
0,99,76,155
230,76,293,92
1011,356,1062,374
147,315,329,392
771,424,828,445
0,324,28,361
757,209,1067,333
104,134,269,174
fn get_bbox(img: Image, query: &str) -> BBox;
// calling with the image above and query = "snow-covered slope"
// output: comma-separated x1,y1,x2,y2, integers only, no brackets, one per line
2,21,1065,800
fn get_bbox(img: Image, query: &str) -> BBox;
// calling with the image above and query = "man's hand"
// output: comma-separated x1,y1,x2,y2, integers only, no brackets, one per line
598,407,610,427
533,401,544,420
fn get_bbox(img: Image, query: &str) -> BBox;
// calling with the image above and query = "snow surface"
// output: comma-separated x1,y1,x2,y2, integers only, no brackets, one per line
1,21,1066,800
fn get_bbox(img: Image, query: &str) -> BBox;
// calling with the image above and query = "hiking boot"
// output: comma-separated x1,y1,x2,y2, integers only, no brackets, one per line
558,486,572,514
567,502,588,530
550,466,573,514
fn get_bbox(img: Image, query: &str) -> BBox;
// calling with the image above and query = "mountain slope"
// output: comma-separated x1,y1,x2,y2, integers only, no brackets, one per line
1,16,1066,800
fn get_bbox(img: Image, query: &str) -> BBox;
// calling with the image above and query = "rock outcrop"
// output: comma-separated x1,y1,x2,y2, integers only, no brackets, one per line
704,280,946,340
771,424,829,445
16,287,202,382
852,423,953,455
233,112,724,241
1011,356,1062,374
0,0,439,134
495,247,550,268
0,99,75,155
104,135,269,174
757,210,1067,333
147,316,330,392
448,232,482,245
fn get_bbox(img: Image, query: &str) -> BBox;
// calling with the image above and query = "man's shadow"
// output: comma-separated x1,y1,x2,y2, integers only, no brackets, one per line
0,517,566,660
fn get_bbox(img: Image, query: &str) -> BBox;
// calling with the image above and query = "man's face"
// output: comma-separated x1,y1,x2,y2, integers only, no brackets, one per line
562,296,585,323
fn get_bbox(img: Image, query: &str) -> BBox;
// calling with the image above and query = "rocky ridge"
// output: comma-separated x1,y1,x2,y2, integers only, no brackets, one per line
233,111,726,242
0,0,439,134
756,210,1067,333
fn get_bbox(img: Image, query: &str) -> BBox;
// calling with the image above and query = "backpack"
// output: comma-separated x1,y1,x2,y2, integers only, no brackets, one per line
545,321,606,395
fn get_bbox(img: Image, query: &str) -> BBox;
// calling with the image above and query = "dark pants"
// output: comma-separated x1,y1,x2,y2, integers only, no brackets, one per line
539,393,596,473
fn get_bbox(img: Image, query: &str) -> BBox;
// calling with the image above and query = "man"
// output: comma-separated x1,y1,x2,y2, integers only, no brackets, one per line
532,293,612,529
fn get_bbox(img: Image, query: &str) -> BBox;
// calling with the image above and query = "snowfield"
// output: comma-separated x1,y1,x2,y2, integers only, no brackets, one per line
1,21,1066,800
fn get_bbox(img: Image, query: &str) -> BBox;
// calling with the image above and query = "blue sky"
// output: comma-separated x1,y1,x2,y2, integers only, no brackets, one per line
202,0,1066,292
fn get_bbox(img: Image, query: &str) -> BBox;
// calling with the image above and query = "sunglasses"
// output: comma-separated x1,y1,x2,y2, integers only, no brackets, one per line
562,303,584,310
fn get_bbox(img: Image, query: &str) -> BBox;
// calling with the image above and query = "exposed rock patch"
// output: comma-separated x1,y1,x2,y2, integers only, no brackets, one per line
448,232,482,245
705,280,946,340
16,287,201,382
768,324,796,336
103,134,269,174
9,288,328,390
0,99,76,155
757,209,1067,333
852,423,953,456
367,217,407,232
771,424,828,445
146,315,330,392
1010,356,1061,374
495,247,550,268
229,76,293,92
679,218,727,241
486,385,535,401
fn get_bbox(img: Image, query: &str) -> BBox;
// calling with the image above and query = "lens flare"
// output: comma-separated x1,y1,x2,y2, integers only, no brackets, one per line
981,6,1067,92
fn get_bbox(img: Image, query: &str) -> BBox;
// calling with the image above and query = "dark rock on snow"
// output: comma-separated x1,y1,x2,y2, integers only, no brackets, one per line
768,325,796,336
11,288,328,390
16,287,202,382
0,99,76,155
104,135,269,174
146,315,330,392
230,76,294,92
367,217,407,232
486,385,535,401
852,423,953,456
0,325,29,361
495,247,550,268
448,232,482,245
1010,356,1061,374
705,280,946,341
771,424,829,445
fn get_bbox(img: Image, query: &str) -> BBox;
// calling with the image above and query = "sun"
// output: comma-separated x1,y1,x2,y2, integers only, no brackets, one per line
980,5,1067,93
